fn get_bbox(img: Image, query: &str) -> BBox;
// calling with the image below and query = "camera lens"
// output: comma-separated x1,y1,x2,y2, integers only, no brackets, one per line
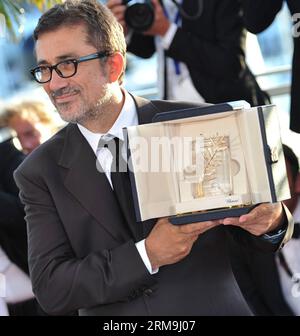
124,1,154,32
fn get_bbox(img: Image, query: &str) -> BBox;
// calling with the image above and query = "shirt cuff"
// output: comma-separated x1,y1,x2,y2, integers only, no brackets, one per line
261,228,287,244
160,22,178,49
260,203,294,245
135,239,159,274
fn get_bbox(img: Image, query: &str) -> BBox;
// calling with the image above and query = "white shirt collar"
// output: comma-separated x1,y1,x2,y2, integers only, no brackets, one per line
77,90,138,155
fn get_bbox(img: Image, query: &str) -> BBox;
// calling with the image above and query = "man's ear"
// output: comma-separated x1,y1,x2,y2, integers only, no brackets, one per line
107,52,125,83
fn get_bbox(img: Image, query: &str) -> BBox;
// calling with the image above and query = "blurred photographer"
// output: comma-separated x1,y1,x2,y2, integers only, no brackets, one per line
0,127,40,315
0,100,60,155
241,0,300,133
107,0,269,105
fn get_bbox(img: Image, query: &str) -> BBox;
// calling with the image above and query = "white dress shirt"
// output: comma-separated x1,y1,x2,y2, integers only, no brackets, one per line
0,246,34,316
0,298,8,316
77,90,157,274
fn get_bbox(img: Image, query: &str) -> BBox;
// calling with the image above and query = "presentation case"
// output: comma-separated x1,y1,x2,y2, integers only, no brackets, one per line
125,101,290,224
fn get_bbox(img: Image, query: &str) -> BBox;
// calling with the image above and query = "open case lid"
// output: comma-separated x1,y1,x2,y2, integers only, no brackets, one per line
256,104,288,202
125,101,290,223
152,101,251,123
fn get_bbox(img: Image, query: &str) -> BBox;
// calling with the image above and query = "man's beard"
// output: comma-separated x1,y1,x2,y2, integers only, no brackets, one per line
51,84,113,124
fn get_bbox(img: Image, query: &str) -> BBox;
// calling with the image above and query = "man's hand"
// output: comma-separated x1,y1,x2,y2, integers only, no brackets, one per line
145,217,221,270
144,0,171,37
106,0,128,35
222,202,284,236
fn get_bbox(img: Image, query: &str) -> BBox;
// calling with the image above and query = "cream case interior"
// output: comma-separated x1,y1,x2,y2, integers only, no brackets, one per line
126,106,287,221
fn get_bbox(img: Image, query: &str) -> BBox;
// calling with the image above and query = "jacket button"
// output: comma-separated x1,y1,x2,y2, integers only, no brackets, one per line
128,290,139,300
143,288,153,296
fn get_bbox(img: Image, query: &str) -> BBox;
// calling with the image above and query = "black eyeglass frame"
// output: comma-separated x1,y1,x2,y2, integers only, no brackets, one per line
30,51,111,84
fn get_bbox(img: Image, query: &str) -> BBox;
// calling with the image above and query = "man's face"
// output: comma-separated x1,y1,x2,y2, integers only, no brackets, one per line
35,24,112,124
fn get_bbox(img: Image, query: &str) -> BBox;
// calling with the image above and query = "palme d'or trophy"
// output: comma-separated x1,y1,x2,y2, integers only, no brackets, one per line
182,134,233,201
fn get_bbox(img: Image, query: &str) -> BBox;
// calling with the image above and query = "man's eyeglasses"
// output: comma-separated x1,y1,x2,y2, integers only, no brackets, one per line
30,51,111,84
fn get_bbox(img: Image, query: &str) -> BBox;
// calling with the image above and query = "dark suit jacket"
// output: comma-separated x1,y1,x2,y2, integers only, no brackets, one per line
0,138,29,273
0,137,48,315
242,0,300,133
14,96,285,316
128,0,268,105
228,234,294,316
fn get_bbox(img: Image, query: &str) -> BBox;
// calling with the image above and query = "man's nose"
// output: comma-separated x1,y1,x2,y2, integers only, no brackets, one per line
47,69,68,92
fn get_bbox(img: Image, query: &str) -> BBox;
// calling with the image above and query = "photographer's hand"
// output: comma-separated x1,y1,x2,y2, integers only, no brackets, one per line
144,0,170,37
106,0,129,35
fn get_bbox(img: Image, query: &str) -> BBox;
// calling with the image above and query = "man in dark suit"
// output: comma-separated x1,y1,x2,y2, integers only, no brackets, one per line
14,0,293,316
229,145,300,316
107,0,268,105
241,0,300,133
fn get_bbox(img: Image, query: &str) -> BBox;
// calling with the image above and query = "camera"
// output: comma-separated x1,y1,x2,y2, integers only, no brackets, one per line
122,0,154,32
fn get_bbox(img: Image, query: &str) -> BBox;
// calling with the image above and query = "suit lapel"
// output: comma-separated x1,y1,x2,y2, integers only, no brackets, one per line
131,94,160,125
59,124,132,242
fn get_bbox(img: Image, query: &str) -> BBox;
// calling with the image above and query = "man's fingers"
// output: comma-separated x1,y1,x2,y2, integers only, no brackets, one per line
238,203,281,224
179,220,221,234
222,203,284,236
223,206,262,225
222,217,240,225
151,0,163,10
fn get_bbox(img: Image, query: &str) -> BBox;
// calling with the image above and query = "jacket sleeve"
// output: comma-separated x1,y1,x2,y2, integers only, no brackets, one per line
14,169,155,315
166,0,246,79
241,0,283,33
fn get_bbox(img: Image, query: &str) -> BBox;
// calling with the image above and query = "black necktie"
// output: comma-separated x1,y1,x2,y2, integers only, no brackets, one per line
98,137,141,240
